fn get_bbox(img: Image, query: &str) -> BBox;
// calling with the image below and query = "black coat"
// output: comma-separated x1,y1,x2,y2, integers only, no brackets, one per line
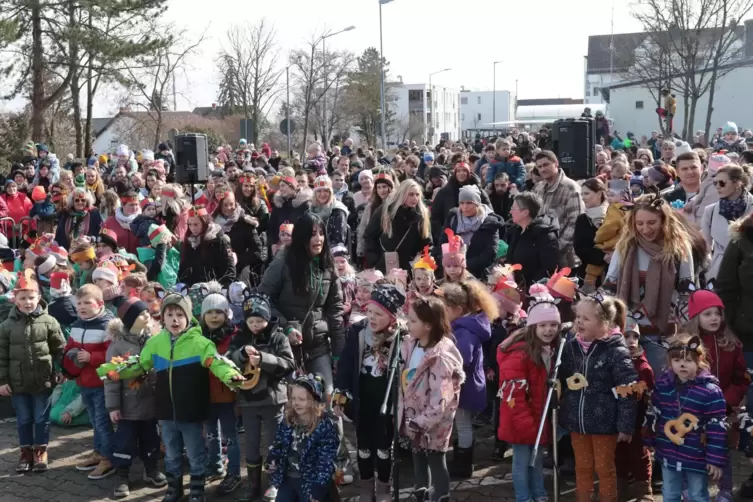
504,214,559,288
267,189,312,249
221,213,267,281
573,213,607,282
177,223,236,286
314,201,350,248
489,190,514,222
430,175,491,244
438,209,504,279
364,204,432,274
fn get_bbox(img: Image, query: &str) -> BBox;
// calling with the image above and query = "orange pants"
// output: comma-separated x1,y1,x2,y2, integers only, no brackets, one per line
570,432,618,500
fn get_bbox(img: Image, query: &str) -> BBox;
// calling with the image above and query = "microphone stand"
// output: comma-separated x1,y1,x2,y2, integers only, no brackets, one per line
531,335,567,502
380,327,403,502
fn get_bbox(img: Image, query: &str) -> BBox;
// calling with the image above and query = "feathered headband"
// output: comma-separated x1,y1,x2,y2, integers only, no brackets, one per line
412,246,437,272
188,206,208,218
441,229,466,256
546,267,577,302
15,269,39,293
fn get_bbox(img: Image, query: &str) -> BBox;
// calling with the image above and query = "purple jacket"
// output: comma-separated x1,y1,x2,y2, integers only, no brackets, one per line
452,313,491,412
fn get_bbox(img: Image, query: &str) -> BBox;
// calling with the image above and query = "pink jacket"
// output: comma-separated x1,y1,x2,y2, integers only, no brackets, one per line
397,335,465,452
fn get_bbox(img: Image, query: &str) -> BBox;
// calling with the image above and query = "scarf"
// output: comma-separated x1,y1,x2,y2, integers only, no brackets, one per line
719,195,747,222
114,207,139,230
187,234,201,249
67,209,90,239
617,236,676,333
311,202,334,222
215,206,243,234
455,205,487,245
585,203,608,228
333,185,349,200
101,284,121,301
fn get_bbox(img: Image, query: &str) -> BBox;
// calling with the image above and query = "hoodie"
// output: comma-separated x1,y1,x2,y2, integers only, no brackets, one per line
452,313,492,411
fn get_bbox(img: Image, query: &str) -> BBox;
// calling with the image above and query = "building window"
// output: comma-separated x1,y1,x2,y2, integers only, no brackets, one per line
635,100,644,109
408,90,422,101
461,113,465,121
477,113,481,121
593,87,600,96
461,97,467,105
477,96,481,104
586,89,590,96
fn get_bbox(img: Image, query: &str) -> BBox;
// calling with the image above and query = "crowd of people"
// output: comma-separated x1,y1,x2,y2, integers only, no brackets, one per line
1,121,753,502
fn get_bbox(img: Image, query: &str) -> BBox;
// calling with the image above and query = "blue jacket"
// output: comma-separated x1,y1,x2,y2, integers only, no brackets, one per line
267,413,340,501
486,154,526,189
452,313,491,412
559,333,638,435
30,198,56,220
646,370,727,473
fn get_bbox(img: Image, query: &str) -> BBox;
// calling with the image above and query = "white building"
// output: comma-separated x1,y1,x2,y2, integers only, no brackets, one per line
459,90,514,134
389,82,461,145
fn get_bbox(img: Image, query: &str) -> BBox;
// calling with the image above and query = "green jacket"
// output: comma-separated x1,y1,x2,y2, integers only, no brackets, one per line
112,319,242,422
0,302,65,394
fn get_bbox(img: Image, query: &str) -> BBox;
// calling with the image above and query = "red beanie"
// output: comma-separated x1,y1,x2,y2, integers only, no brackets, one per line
687,290,724,320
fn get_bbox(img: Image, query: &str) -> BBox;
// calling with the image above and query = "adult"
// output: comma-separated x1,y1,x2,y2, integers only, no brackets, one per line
353,170,374,209
573,178,609,286
659,140,676,165
356,171,394,258
234,173,269,237
397,155,423,185
504,192,559,288
102,191,141,254
259,212,345,392
533,151,585,268
430,160,491,244
54,187,103,250
636,149,654,165
439,185,503,279
84,166,106,202
311,175,350,249
1,180,32,226
700,164,753,282
267,172,312,253
213,191,266,286
364,179,432,274
604,196,695,373
144,169,162,199
663,151,702,206
178,206,235,286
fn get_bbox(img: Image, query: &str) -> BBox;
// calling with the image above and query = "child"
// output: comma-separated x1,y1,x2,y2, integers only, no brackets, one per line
272,221,293,257
104,297,166,498
63,284,116,480
442,279,498,478
352,269,384,325
71,242,97,288
497,283,561,502
29,185,56,235
199,283,242,494
229,290,295,502
616,316,655,500
123,272,147,299
400,295,465,502
406,246,437,313
646,333,728,502
439,229,470,284
335,283,408,502
332,244,357,326
0,270,65,473
48,271,77,339
560,294,638,502
684,290,747,501
587,181,631,289
131,197,161,247
265,374,340,502
95,228,120,260
97,293,245,502
227,281,248,327
486,138,526,190
140,281,165,327
92,261,123,312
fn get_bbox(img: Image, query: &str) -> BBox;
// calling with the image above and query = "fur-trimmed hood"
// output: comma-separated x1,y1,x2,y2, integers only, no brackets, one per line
273,187,312,209
106,317,148,344
204,221,222,241
729,212,753,242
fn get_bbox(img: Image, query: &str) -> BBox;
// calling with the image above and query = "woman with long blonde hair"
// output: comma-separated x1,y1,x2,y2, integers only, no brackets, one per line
604,194,695,373
363,179,431,275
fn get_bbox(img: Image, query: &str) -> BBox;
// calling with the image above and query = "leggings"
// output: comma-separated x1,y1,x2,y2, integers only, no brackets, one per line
570,432,618,499
412,450,450,502
454,408,474,449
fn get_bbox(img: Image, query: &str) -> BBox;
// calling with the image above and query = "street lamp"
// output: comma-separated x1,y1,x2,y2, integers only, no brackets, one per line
427,68,451,145
286,66,292,158
493,60,502,135
379,0,394,150
321,25,356,149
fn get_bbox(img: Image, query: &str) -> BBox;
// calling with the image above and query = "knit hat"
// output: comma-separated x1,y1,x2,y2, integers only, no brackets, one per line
355,269,384,288
98,154,108,166
313,175,332,192
423,152,435,163
147,224,173,247
117,297,149,333
526,284,561,326
454,161,472,174
458,185,482,206
201,292,230,317
707,153,730,177
358,169,373,182
116,144,129,157
630,174,644,187
546,268,577,302
331,244,349,258
294,373,325,402
141,149,155,162
31,185,46,202
412,246,437,272
674,141,692,157
374,171,394,187
93,261,120,285
242,290,271,321
74,173,85,187
687,290,724,320
140,197,155,211
625,315,640,335
87,156,97,167
722,121,738,135
369,283,406,318
161,292,193,321
96,228,118,250
37,255,57,276
441,229,466,267
48,244,68,265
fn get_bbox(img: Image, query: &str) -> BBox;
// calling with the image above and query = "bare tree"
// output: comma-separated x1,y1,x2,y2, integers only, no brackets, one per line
394,114,424,144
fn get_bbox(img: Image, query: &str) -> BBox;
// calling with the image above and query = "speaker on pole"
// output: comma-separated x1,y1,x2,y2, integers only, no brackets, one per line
173,133,209,184
551,118,595,180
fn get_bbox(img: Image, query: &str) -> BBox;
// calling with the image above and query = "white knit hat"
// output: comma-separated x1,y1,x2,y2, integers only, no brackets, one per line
92,262,119,285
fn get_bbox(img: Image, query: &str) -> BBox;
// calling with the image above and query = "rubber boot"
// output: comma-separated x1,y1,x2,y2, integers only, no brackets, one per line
188,474,205,502
375,480,391,502
161,473,184,502
237,462,262,502
448,444,474,478
631,480,654,502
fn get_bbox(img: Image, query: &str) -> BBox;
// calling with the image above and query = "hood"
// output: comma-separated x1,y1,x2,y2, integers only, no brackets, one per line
204,222,222,241
106,317,149,345
273,187,312,209
598,332,628,347
729,211,753,243
528,212,560,235
451,312,492,344
423,336,466,385
656,368,720,390
332,198,349,216
479,211,505,231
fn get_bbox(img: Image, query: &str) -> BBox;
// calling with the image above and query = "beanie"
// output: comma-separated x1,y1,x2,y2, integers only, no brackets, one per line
147,224,173,247
369,283,406,318
674,141,692,157
423,152,435,163
31,185,46,202
358,169,373,182
526,284,561,326
458,185,482,206
625,315,640,335
201,292,230,318
242,291,271,321
116,144,129,157
96,228,118,251
117,297,149,333
93,261,120,286
294,373,325,402
647,161,669,184
161,293,193,321
37,255,57,276
722,121,738,135
74,173,85,187
98,154,108,166
49,272,71,298
374,171,394,188
687,290,724,320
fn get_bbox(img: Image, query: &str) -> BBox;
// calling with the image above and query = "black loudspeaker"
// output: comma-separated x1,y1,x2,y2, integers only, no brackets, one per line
551,118,595,180
174,133,209,184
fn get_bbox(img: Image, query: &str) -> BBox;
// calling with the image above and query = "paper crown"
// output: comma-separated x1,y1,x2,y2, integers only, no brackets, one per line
188,206,208,218
441,229,466,256
97,228,118,247
238,174,255,185
547,267,577,302
412,246,437,271
148,224,173,246
488,264,522,313
279,221,294,235
50,271,69,291
15,269,39,292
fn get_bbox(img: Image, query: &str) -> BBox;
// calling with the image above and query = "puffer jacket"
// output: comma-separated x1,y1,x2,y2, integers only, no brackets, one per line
485,154,526,189
0,302,65,394
716,216,753,351
259,251,345,360
178,223,236,286
267,188,312,248
103,318,157,421
505,213,560,288
63,308,114,388
217,210,267,277
453,312,492,411
559,333,638,435
397,335,465,452
701,332,748,410
430,175,491,245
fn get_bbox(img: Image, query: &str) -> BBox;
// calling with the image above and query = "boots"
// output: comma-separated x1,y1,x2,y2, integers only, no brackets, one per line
411,487,428,502
32,445,48,472
616,478,630,502
448,444,474,478
161,473,184,502
113,468,131,498
375,480,391,502
631,480,654,502
355,478,374,502
237,462,262,502
188,474,205,502
16,446,33,473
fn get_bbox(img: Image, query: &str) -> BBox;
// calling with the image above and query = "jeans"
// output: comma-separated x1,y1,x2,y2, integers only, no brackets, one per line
454,408,474,449
661,466,709,502
80,386,113,458
112,419,161,470
11,392,52,446
412,450,450,501
511,444,547,502
242,404,283,464
160,420,207,478
205,402,241,475
640,335,668,376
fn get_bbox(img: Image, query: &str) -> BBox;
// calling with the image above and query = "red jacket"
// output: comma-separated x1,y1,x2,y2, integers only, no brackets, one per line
702,332,748,410
62,310,114,388
1,192,32,225
497,340,551,445
103,214,140,254
631,351,654,428
205,326,237,404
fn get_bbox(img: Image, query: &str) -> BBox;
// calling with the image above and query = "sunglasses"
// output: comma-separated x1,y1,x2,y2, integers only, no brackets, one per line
74,198,88,202
713,179,728,188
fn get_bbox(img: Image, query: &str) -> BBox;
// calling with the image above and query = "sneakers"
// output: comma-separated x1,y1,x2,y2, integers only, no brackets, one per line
32,445,48,472
205,466,226,482
263,486,278,502
76,451,102,471
16,446,33,473
217,473,242,495
113,469,130,498
144,467,168,487
88,458,116,480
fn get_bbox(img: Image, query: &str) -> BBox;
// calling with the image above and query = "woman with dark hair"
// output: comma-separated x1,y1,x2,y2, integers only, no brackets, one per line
177,206,236,286
356,171,394,258
259,212,345,392
213,191,266,286
54,187,103,250
573,177,609,287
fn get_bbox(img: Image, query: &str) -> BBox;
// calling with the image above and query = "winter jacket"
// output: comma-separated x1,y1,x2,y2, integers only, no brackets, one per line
486,154,526,189
559,334,638,435
504,214,560,288
130,214,161,247
312,200,350,248
701,332,748,410
0,302,65,394
496,339,552,445
103,211,141,255
646,370,728,473
701,193,753,280
397,335,465,452
48,295,78,339
178,223,236,286
631,351,655,429
267,413,340,502
259,251,345,360
430,175,491,245
219,213,266,279
62,309,114,388
228,318,295,407
50,380,89,426
364,204,432,274
573,211,607,283
29,199,56,220
534,170,584,261
453,313,492,411
108,319,242,422
202,323,238,404
713,137,747,154
1,192,32,224
267,188,312,248
356,202,378,257
439,208,503,279
103,319,157,421
55,209,104,250
662,185,689,206
489,190,514,222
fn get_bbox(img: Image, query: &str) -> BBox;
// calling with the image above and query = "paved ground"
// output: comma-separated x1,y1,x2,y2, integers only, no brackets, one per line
0,415,750,501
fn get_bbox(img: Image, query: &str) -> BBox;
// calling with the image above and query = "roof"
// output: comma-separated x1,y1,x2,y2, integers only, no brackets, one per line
605,58,753,91
92,117,113,136
516,104,605,121
91,111,198,139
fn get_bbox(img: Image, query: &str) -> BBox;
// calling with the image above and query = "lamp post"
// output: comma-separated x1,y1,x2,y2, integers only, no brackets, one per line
427,68,451,145
493,60,502,135
286,66,292,158
321,25,355,149
379,0,393,150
